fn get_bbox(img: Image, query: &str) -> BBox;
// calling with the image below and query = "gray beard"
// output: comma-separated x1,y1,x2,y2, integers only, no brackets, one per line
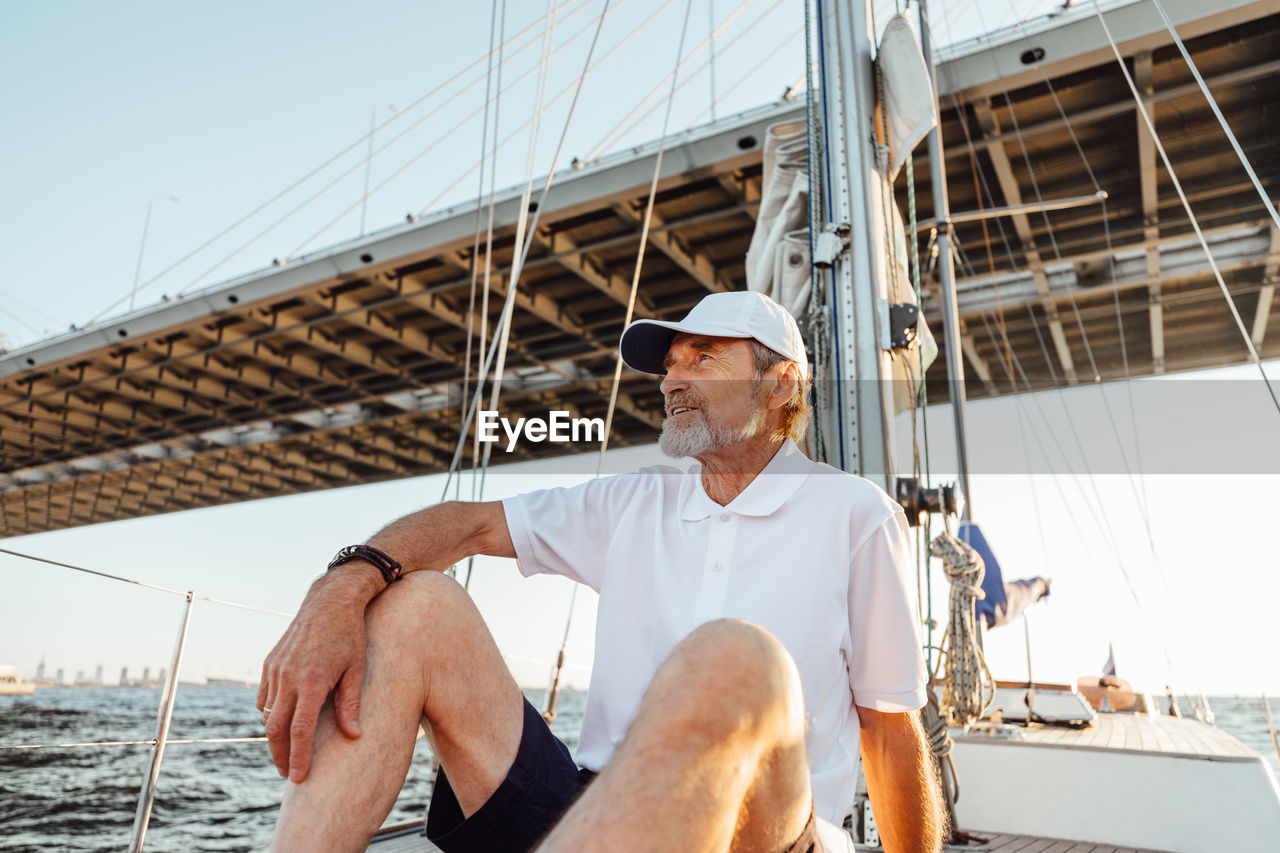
658,407,766,459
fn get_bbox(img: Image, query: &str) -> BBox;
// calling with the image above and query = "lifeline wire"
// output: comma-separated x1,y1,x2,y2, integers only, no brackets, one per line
0,546,294,618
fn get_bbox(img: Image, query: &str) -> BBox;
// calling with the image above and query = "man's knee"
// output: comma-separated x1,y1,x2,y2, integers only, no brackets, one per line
365,570,477,637
660,619,805,734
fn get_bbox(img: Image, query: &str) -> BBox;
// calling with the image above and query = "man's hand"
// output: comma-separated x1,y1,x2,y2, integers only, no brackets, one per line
257,566,383,783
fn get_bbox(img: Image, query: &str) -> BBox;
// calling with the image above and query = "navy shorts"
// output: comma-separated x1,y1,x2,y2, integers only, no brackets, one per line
424,696,823,853
426,698,593,852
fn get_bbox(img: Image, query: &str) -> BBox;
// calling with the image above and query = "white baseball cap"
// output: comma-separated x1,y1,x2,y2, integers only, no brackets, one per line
619,291,809,379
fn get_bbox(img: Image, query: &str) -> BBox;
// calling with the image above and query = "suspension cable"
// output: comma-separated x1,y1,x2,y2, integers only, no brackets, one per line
280,1,610,265
414,0,676,218
90,0,590,320
584,0,759,162
601,0,797,155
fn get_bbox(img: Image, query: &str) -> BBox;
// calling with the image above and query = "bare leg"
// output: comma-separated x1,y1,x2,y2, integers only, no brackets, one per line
537,619,813,853
270,571,525,852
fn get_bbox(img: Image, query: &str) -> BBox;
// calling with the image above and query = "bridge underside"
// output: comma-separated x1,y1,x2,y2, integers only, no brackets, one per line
2,0,1277,536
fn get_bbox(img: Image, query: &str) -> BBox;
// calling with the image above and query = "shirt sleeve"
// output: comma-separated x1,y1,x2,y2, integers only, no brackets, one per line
501,472,650,593
847,509,927,712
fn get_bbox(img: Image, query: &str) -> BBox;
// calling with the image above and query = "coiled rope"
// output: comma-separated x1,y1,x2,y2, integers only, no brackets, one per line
931,530,993,728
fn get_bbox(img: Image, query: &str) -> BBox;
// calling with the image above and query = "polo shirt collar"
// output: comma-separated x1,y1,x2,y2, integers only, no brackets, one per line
679,439,814,521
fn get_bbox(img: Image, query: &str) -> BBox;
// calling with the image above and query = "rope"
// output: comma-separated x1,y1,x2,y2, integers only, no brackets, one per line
930,530,993,728
920,685,960,824
0,547,293,618
546,0,697,722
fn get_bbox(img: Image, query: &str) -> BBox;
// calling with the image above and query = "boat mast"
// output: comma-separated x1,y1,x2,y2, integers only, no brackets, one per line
810,0,897,489
917,0,974,520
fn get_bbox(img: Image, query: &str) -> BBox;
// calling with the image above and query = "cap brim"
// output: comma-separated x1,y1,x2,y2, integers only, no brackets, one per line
618,319,684,375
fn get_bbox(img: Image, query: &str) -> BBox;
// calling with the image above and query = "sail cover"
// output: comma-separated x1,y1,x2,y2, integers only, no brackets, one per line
958,521,1051,629
744,120,811,318
744,118,937,413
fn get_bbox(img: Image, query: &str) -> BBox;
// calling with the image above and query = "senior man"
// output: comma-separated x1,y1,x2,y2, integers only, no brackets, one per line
261,290,944,853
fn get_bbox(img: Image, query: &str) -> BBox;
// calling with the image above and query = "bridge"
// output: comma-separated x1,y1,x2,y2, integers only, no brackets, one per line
2,0,1276,536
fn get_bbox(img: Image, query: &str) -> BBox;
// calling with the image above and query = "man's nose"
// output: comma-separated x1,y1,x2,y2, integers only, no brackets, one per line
660,366,689,396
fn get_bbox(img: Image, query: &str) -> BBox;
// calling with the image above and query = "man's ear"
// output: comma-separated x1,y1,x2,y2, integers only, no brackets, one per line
766,362,800,411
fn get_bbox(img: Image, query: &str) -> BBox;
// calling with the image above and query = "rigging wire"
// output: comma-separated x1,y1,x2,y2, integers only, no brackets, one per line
683,25,804,126
1086,0,1280,415
941,40,1154,581
998,0,1153,522
940,78,1207,695
91,0,590,320
547,0,698,721
461,0,510,589
994,0,1189,688
435,0,614,508
1147,0,1280,234
462,0,506,470
974,308,1203,710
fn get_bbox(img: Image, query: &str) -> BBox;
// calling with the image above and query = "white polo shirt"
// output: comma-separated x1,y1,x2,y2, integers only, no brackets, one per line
501,439,926,825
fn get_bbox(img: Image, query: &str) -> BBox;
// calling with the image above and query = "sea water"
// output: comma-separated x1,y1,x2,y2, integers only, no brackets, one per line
0,688,1276,852
0,686,584,852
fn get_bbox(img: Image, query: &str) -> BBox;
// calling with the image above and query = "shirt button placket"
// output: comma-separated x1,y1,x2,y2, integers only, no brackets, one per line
695,513,735,623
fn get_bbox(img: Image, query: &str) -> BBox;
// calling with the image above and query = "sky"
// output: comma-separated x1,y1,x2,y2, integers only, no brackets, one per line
3,0,1280,699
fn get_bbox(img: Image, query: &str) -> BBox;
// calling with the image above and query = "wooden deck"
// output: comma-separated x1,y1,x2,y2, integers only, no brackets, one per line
930,832,1164,852
955,711,1258,762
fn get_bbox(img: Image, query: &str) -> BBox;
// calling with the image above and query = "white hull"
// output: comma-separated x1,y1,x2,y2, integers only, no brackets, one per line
949,714,1280,852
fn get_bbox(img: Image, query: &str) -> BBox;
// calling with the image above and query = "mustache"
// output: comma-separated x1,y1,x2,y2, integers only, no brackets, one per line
663,392,705,417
